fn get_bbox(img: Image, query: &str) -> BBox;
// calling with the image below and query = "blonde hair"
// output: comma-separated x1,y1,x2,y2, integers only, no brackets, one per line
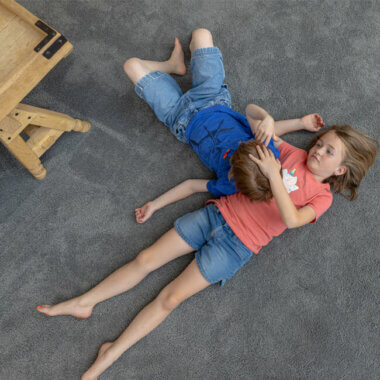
307,125,379,201
228,140,282,202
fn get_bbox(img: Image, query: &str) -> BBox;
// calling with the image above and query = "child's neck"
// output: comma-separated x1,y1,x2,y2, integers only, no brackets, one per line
310,172,325,183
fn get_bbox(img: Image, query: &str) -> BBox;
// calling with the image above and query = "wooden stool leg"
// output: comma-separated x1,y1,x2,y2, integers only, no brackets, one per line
15,104,91,133
5,135,46,179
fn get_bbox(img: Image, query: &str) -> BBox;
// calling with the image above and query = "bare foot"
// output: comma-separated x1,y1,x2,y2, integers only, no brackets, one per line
36,297,93,319
168,37,186,75
81,342,115,380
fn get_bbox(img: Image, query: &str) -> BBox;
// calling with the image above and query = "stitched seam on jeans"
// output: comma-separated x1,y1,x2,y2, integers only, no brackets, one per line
191,47,220,59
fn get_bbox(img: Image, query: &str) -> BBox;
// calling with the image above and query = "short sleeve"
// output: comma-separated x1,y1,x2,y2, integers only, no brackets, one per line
307,191,333,224
278,141,305,164
207,177,237,198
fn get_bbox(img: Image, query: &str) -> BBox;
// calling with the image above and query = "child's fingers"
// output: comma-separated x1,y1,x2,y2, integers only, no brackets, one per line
256,129,263,142
259,144,269,157
258,128,266,142
258,144,267,157
248,153,258,163
256,145,265,159
255,145,264,157
268,148,274,156
315,114,325,126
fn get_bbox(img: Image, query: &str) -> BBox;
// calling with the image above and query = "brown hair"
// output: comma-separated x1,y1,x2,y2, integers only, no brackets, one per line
228,140,282,202
307,124,379,201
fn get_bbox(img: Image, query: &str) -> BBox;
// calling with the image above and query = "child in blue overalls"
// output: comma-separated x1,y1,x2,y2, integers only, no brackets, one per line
122,32,324,222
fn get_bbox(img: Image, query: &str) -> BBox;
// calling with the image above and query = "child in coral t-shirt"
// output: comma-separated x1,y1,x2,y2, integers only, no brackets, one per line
37,124,378,379
36,30,379,379
207,139,333,257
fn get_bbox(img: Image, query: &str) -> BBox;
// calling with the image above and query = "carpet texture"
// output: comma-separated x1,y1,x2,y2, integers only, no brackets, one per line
0,1,379,379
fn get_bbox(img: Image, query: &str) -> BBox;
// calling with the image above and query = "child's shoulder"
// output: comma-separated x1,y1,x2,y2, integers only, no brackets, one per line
278,139,307,162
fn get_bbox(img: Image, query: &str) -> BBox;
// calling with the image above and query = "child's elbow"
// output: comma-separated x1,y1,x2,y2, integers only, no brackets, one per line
285,215,300,229
286,221,297,229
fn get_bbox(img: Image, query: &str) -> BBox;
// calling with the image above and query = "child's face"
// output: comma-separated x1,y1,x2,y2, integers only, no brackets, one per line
307,131,346,181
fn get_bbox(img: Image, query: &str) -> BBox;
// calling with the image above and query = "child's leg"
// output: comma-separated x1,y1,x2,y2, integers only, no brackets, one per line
81,258,211,379
123,28,212,86
37,228,195,318
186,29,232,110
189,28,215,55
123,38,190,141
123,37,186,86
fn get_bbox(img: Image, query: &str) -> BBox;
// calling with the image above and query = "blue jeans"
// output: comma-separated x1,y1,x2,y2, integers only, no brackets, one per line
174,203,253,287
134,46,232,143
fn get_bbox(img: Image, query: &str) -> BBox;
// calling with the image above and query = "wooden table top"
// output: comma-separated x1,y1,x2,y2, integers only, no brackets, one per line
0,0,73,120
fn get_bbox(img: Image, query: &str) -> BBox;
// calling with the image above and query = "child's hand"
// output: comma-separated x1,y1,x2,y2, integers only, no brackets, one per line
135,202,156,223
301,113,325,132
255,115,275,147
248,145,282,180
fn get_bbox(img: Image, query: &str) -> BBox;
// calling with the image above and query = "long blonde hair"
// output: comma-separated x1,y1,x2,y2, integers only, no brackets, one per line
307,125,379,201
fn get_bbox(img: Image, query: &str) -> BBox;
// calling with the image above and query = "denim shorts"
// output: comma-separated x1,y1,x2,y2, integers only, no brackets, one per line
174,203,253,287
134,46,232,143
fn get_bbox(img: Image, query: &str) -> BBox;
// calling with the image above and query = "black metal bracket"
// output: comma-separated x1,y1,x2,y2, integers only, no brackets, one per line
33,20,68,59
34,20,56,52
43,35,67,59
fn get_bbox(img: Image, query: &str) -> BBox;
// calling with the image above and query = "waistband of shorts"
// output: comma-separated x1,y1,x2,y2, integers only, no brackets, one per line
208,203,231,229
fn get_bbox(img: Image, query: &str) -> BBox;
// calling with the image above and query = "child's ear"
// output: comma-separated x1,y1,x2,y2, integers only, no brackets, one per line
335,165,347,176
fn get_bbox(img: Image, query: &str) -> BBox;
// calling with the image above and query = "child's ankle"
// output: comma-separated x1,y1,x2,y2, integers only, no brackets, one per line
77,296,95,308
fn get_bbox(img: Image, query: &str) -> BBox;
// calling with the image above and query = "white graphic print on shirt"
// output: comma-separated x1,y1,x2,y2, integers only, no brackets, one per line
282,168,299,193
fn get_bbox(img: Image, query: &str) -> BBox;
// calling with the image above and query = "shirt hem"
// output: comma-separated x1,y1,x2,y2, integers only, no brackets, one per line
205,200,261,254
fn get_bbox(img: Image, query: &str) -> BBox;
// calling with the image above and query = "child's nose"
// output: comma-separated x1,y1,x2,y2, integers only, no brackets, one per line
315,148,324,156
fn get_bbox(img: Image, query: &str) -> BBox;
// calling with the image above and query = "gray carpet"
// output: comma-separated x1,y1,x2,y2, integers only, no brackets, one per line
1,1,379,379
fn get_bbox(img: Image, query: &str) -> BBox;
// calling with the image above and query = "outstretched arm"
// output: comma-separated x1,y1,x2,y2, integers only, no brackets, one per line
274,118,305,136
245,104,325,140
274,114,325,136
135,179,209,223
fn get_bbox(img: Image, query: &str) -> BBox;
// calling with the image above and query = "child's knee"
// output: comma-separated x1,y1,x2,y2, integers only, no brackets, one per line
123,57,139,75
190,29,214,52
192,28,212,39
157,290,181,311
134,249,154,273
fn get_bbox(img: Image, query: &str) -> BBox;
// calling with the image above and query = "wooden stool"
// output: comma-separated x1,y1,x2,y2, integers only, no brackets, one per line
0,0,91,179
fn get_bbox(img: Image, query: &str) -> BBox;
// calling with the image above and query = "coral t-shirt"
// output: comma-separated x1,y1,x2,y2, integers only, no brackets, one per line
206,141,333,253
